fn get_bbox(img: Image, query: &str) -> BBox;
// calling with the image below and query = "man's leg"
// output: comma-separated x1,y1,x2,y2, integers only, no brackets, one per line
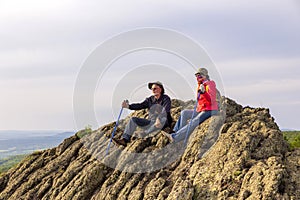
123,117,151,141
172,110,216,142
173,109,194,132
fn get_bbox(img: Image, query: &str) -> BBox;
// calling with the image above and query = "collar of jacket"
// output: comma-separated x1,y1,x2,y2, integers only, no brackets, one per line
151,94,164,103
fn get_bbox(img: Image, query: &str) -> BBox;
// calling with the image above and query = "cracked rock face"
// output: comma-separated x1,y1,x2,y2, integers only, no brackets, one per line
0,97,299,200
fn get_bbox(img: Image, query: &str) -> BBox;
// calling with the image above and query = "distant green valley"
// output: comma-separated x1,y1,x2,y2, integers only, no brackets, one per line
283,131,300,150
0,154,28,174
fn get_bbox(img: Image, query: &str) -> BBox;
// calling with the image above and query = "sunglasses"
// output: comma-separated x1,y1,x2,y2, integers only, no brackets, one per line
151,87,160,91
195,74,203,78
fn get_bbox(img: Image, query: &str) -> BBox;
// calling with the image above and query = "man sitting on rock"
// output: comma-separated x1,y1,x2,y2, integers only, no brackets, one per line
113,81,172,146
164,68,219,143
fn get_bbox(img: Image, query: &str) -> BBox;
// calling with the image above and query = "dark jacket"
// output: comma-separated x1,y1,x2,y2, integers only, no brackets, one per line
129,94,172,128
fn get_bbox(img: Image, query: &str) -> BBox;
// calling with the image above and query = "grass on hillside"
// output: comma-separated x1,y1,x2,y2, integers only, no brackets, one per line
283,131,300,150
0,154,28,175
76,125,93,138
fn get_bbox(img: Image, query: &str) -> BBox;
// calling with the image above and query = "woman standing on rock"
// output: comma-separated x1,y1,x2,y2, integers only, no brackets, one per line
164,68,219,143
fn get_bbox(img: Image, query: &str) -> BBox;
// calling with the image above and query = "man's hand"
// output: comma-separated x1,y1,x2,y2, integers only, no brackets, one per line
154,118,162,128
122,100,129,108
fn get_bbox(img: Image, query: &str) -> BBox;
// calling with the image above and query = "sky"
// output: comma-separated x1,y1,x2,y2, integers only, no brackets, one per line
0,0,299,131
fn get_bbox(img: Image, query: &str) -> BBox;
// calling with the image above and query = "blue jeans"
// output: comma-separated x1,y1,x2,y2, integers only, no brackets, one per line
172,110,218,142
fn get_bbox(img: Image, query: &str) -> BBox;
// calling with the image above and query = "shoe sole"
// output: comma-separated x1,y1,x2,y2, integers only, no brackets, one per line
112,138,127,147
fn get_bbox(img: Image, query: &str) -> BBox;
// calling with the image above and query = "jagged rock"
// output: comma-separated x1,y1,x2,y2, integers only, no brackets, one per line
0,97,299,200
284,149,300,199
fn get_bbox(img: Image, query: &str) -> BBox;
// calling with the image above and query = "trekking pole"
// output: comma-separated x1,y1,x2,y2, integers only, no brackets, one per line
184,92,201,146
105,100,128,156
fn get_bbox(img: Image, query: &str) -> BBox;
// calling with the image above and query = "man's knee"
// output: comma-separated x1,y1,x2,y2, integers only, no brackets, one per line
131,117,139,123
131,117,149,126
181,109,191,116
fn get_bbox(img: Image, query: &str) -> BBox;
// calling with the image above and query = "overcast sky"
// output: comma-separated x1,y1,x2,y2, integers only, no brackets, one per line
0,0,299,131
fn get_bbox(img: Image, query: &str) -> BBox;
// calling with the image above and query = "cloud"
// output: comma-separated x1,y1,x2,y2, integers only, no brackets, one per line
0,45,89,80
217,57,300,105
0,76,75,130
175,2,300,59
217,57,300,86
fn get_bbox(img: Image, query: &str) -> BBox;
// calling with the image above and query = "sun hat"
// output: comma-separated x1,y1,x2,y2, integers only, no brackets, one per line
148,81,164,89
195,68,209,76
148,81,165,94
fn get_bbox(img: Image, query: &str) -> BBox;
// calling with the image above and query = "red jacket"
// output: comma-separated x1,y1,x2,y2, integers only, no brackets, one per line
196,80,218,112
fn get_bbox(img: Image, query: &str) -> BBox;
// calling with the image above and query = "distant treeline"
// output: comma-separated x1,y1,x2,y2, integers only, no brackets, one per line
0,154,28,174
283,131,300,150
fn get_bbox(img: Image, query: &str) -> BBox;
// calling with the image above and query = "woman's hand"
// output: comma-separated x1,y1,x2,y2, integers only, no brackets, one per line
199,84,205,93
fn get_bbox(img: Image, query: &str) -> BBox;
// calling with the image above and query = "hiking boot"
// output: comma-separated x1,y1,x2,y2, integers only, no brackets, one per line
162,131,174,143
112,138,128,146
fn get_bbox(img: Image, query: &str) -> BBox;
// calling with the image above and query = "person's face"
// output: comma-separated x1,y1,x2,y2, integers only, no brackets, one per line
195,74,205,83
151,84,162,96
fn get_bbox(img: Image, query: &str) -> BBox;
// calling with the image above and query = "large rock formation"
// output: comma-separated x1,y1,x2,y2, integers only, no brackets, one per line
0,98,299,200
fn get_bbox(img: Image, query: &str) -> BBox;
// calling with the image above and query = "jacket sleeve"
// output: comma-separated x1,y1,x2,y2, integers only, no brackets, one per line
162,95,171,113
162,95,172,128
202,81,216,102
128,98,149,110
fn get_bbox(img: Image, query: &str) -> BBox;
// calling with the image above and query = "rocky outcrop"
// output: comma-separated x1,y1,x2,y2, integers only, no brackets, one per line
0,98,299,200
